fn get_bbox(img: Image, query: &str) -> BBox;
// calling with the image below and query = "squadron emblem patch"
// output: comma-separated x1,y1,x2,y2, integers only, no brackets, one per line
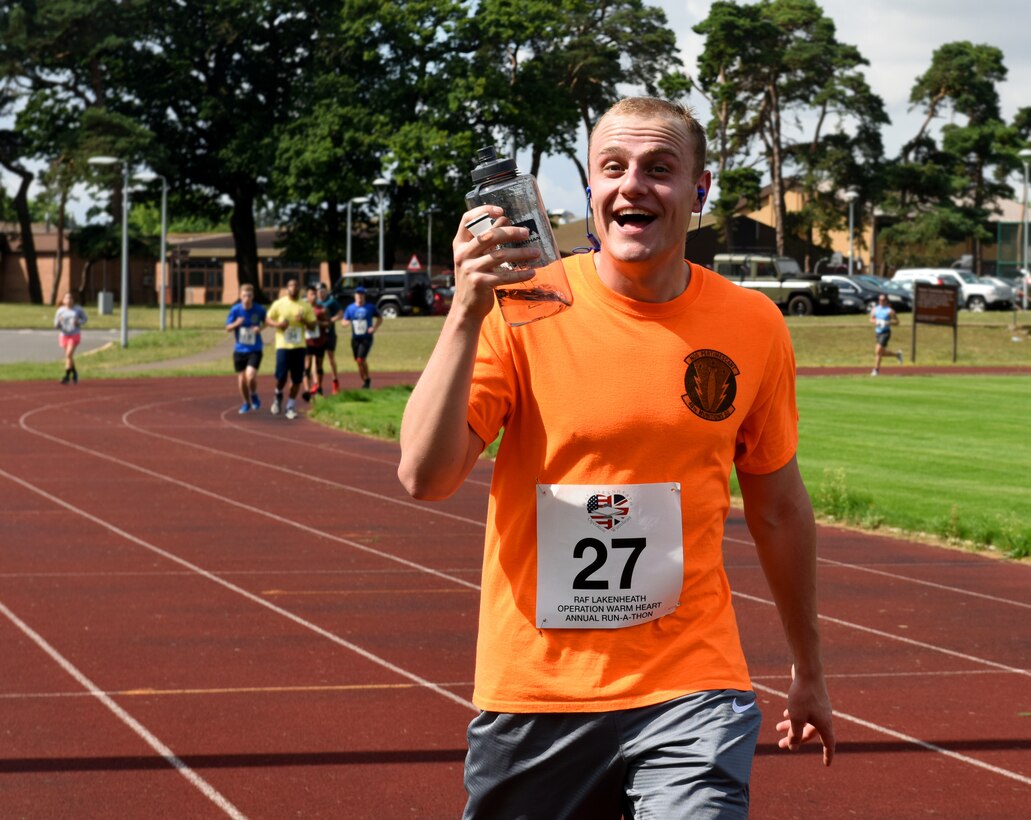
682,349,739,421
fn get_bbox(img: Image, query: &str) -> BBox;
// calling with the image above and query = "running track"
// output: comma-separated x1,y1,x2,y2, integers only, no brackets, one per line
1,375,1028,818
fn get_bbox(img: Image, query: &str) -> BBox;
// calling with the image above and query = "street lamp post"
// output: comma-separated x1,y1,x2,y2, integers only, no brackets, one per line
135,171,168,331
426,205,438,279
88,156,130,348
346,196,370,275
1019,148,1031,310
373,177,389,271
843,189,859,276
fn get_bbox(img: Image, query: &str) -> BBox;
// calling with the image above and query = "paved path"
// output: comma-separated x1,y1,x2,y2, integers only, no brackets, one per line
0,329,133,364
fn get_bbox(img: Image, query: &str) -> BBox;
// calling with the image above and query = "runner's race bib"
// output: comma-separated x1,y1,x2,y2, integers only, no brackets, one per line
60,316,78,333
284,327,303,345
305,325,322,340
352,318,369,335
536,482,683,629
238,326,257,346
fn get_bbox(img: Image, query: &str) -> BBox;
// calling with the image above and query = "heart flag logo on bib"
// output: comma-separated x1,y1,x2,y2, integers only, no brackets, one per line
586,493,631,531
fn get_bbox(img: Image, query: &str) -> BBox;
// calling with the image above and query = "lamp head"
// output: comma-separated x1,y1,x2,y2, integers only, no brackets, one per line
87,156,120,167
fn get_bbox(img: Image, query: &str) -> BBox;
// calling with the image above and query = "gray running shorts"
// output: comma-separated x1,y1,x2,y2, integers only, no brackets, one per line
462,688,762,820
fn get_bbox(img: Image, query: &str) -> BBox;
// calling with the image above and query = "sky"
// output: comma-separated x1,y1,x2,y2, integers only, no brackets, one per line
5,0,1030,227
535,0,1031,220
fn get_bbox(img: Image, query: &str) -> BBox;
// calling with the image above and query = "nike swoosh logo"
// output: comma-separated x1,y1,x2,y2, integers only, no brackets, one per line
731,698,755,714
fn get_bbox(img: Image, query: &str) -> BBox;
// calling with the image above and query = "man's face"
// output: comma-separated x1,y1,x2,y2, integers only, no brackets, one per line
306,288,318,305
240,289,254,307
587,114,709,267
317,286,328,302
354,292,366,306
286,280,299,299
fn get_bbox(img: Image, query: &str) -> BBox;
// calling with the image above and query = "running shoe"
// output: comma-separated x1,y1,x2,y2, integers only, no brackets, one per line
332,380,340,395
285,407,298,420
302,390,311,403
251,393,261,411
239,402,251,414
870,368,879,376
362,378,371,389
896,351,904,365
60,374,70,385
271,398,281,415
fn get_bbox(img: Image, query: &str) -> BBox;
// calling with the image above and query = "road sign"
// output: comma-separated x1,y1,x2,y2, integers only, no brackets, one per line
407,254,423,272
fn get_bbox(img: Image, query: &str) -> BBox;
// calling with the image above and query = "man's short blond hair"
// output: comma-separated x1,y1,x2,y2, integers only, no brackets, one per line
590,97,707,178
240,284,254,294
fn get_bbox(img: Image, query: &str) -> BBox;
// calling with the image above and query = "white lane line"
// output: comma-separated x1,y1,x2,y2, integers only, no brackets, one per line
214,403,493,489
0,465,477,716
117,398,488,529
752,679,1031,787
724,535,1030,610
734,590,1030,677
0,598,248,819
17,409,481,592
11,397,1031,785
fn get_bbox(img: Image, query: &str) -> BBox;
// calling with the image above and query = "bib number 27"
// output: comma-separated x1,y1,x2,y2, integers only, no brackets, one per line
572,537,646,590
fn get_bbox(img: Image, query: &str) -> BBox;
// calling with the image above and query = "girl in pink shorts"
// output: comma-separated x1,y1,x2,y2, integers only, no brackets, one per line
54,292,87,384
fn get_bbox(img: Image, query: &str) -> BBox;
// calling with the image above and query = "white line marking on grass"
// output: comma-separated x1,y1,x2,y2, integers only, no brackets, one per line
0,598,248,819
752,679,1031,787
0,465,478,716
724,535,1030,609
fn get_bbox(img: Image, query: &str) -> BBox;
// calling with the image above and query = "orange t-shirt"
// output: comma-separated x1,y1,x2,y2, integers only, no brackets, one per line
467,252,799,713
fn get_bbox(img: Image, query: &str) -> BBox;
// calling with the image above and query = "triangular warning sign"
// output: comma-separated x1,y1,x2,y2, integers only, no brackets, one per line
407,254,423,272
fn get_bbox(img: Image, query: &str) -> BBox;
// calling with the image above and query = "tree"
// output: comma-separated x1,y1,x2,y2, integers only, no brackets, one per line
694,0,885,258
884,42,1021,272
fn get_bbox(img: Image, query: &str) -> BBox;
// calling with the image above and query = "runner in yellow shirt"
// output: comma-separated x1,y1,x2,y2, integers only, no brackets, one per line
265,277,316,420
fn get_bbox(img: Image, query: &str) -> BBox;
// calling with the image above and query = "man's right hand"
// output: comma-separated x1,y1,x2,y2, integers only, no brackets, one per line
450,206,539,323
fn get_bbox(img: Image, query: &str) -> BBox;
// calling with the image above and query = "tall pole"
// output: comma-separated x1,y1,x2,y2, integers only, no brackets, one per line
374,178,388,271
119,161,130,349
427,206,437,279
844,190,858,276
158,176,168,331
346,196,369,275
1021,150,1030,310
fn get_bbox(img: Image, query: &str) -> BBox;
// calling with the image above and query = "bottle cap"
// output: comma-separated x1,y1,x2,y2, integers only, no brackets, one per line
470,145,517,183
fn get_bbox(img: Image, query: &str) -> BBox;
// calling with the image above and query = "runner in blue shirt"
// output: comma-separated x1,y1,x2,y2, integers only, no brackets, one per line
225,283,267,413
342,287,383,389
869,293,903,376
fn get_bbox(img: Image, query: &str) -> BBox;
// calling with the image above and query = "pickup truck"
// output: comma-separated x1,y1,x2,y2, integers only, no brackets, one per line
712,253,840,316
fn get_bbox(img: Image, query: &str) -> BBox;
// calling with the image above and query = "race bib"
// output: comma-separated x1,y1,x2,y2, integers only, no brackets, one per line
536,482,683,629
60,316,78,333
284,327,303,345
238,326,257,345
352,318,369,335
305,325,322,340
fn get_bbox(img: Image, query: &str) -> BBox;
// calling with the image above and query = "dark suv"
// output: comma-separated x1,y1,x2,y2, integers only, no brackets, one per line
332,270,434,318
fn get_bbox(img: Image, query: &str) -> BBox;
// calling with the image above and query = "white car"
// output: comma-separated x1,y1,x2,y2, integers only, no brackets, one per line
891,268,1012,311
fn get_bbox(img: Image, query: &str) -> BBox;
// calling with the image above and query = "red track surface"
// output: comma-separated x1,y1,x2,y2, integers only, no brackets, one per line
1,374,1028,818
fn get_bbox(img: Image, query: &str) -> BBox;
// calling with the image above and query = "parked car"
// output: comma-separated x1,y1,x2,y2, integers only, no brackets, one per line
712,253,839,316
891,268,1012,311
994,268,1031,303
820,274,914,314
851,275,914,312
331,270,434,318
431,285,454,316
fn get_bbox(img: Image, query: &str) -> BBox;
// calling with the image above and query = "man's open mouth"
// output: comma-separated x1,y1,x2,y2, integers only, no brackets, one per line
613,208,656,228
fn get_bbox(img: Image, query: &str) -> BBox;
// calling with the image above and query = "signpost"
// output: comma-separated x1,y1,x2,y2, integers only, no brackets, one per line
912,282,959,363
407,253,423,272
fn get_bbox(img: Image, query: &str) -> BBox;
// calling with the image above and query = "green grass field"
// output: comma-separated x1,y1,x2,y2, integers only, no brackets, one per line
4,304,1029,557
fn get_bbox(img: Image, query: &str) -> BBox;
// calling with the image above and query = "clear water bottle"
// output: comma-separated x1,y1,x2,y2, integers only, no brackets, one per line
465,146,572,326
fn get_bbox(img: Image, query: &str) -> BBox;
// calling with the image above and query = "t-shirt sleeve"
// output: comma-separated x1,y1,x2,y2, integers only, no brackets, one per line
467,311,517,448
733,314,799,475
226,305,239,326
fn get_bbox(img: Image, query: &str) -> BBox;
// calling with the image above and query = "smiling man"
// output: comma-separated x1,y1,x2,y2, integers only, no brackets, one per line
398,97,835,819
